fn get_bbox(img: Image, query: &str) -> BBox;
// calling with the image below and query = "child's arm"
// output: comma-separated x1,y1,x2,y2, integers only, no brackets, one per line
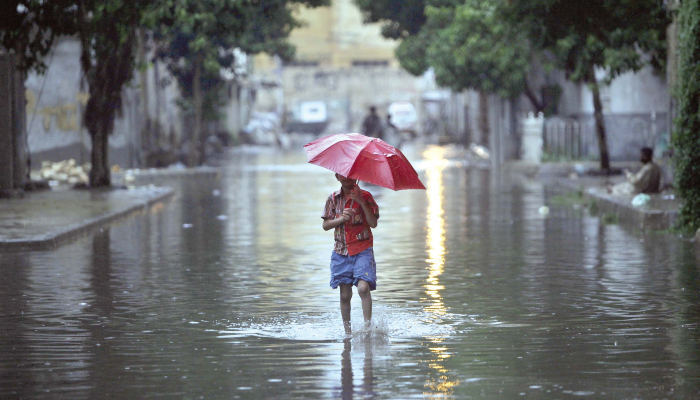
322,209,353,231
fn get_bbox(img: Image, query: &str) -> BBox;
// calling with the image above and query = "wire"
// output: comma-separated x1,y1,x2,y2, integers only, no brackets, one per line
26,42,57,174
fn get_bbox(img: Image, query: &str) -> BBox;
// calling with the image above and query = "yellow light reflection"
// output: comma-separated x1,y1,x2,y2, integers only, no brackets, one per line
423,146,449,316
421,146,459,398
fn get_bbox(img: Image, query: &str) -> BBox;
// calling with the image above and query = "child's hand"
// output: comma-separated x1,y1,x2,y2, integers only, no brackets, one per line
341,208,354,222
349,185,366,206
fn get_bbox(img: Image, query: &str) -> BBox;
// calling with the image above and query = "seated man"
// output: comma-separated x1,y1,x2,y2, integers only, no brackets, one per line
611,147,662,196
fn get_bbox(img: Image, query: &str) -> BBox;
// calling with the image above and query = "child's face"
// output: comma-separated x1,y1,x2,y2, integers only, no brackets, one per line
335,174,357,189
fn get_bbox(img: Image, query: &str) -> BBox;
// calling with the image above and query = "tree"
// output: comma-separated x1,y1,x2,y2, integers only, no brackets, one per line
673,0,700,231
2,1,150,187
505,0,671,171
76,0,155,187
356,0,547,112
357,1,671,169
149,0,329,166
0,1,78,73
354,0,429,39
1,1,79,192
423,2,539,103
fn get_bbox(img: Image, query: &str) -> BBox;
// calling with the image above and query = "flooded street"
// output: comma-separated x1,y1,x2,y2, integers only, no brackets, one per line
2,144,699,399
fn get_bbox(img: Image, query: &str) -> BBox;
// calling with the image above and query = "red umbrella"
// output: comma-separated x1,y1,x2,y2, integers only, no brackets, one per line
303,133,426,190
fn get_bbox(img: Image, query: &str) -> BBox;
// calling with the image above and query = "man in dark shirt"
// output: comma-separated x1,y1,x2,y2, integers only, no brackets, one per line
361,106,383,139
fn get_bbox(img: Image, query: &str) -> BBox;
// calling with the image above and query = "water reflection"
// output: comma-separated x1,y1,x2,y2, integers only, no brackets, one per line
338,338,376,399
2,146,700,398
421,146,460,398
423,146,448,317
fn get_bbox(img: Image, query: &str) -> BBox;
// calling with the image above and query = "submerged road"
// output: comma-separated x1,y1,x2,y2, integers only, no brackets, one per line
1,144,699,399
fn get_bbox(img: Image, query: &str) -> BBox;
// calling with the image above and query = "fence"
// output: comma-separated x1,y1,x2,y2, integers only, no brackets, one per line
542,112,668,161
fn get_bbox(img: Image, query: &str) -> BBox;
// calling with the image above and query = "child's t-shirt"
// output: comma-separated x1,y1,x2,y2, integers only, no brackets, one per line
321,188,379,256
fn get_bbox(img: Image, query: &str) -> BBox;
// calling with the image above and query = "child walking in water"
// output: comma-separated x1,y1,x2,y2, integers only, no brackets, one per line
321,174,379,335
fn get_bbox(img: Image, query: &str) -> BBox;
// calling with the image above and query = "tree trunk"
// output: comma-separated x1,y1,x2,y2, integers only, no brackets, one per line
478,91,490,147
189,59,203,167
90,123,111,186
523,80,545,113
587,68,611,171
137,29,152,154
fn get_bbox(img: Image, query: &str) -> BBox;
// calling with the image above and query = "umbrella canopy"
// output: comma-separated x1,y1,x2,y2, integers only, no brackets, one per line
303,133,426,190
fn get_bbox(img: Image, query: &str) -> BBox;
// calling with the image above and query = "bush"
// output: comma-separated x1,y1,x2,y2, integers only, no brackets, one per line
673,0,700,231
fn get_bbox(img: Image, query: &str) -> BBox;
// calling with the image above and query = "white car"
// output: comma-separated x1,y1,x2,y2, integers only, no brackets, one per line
387,102,418,135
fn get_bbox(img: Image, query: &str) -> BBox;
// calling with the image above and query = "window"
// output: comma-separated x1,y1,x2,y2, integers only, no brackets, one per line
284,60,319,67
351,60,389,67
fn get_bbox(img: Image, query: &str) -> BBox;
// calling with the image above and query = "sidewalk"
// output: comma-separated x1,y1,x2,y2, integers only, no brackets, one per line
504,160,680,231
0,185,174,250
0,166,221,250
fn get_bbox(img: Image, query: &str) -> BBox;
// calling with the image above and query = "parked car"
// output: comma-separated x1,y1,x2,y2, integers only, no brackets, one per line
286,101,329,135
387,102,418,136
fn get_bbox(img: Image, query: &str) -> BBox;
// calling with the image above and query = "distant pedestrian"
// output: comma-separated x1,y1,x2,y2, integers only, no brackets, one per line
361,106,383,139
386,114,397,131
321,174,379,335
383,114,404,149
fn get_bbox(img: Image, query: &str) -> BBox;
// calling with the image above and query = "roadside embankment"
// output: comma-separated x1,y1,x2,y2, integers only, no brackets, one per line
504,160,680,231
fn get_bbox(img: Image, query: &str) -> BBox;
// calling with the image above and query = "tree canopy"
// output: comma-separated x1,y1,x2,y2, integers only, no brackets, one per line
505,0,671,170
0,0,78,73
357,0,542,108
355,0,672,170
147,0,328,165
505,0,670,84
2,0,330,184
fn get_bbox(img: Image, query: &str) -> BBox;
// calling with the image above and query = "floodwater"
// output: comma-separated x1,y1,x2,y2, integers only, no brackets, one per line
1,144,699,399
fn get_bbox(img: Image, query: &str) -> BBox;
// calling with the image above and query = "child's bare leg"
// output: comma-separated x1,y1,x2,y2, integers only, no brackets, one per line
339,283,353,334
357,280,372,324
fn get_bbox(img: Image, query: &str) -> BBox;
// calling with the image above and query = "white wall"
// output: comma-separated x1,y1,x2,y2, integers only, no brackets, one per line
25,37,183,168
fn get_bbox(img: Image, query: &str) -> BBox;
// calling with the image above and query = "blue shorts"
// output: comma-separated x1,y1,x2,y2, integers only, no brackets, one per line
330,247,377,291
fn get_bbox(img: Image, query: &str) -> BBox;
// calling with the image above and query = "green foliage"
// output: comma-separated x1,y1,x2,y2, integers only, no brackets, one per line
505,0,671,84
0,0,78,73
77,0,154,186
423,1,534,98
505,0,670,171
355,0,546,108
394,32,431,76
79,0,146,122
672,0,700,232
601,213,619,225
588,199,599,214
549,190,587,207
354,0,428,39
148,0,328,120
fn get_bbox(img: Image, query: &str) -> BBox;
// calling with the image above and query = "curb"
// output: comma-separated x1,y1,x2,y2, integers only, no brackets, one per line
558,180,677,231
0,187,175,251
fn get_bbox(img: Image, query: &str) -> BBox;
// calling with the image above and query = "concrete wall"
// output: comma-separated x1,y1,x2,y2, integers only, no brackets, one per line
579,67,669,114
24,37,184,169
517,61,671,162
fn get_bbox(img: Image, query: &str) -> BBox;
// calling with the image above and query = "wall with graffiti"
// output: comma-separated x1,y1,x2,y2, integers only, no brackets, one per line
24,38,183,169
